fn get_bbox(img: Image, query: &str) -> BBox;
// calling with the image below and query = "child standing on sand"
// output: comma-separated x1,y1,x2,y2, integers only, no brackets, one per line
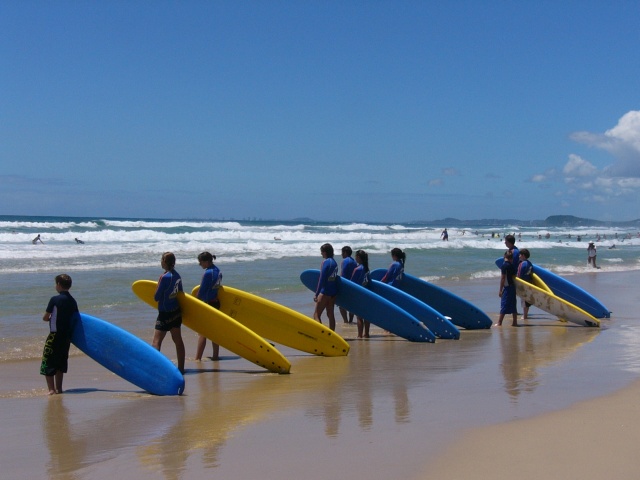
496,250,518,327
314,243,339,331
153,252,186,374
195,251,222,361
351,249,371,339
40,274,78,395
380,248,406,286
517,248,533,320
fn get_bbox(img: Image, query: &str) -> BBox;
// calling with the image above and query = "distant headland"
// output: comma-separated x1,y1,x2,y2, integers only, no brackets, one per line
408,215,640,228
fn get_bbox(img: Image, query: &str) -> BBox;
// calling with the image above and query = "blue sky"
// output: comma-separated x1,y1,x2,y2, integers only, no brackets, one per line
2,1,640,223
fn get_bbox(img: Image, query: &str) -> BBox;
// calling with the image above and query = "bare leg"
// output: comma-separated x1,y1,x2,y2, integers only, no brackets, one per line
314,294,337,331
195,335,207,360
55,371,64,393
46,375,56,395
152,330,167,351
339,306,349,324
169,327,185,374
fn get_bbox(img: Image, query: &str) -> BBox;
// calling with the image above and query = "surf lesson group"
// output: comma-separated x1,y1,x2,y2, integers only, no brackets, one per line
38,232,609,396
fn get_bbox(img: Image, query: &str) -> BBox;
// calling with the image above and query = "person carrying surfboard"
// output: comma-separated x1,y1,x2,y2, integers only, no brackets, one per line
40,274,78,395
380,248,405,286
496,250,518,327
195,251,222,361
314,243,339,331
153,252,186,374
339,246,357,324
351,249,371,338
517,248,534,320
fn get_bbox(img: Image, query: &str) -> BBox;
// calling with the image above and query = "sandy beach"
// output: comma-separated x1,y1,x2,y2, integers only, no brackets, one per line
1,270,638,480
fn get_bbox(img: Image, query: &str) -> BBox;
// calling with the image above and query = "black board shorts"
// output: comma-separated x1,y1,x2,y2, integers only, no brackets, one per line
155,309,183,331
40,332,71,376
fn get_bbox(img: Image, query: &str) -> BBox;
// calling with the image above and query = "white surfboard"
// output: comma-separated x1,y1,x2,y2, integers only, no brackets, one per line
515,277,600,327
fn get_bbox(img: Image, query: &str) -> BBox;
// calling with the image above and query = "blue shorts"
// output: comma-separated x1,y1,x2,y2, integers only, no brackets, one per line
155,309,182,331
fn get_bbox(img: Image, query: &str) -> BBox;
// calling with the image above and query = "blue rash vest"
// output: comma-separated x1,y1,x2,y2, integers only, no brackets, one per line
155,269,183,312
517,259,533,282
340,256,357,280
198,265,222,303
350,264,370,288
316,258,338,296
381,260,404,286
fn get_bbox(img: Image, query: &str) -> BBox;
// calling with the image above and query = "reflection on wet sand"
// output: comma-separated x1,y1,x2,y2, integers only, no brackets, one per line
41,317,600,479
498,314,600,400
137,354,350,475
43,393,182,479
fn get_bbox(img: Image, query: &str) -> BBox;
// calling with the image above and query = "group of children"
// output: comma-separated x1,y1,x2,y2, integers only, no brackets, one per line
41,236,536,394
496,234,533,327
40,250,222,395
313,244,406,339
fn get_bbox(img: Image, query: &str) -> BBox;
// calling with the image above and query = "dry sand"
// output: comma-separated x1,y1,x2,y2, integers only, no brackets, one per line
1,271,638,480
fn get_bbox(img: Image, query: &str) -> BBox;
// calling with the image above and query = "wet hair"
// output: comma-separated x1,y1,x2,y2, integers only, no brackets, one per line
198,251,216,263
519,248,530,259
320,243,334,258
55,274,72,290
390,247,406,266
341,246,352,256
355,249,369,272
162,252,176,270
505,234,516,246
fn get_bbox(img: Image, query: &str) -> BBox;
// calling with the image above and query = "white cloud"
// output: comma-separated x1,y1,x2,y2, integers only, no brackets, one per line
428,179,443,186
562,154,598,177
570,110,640,177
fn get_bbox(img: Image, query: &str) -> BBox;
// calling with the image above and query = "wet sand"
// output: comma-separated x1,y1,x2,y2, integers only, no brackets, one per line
1,270,638,480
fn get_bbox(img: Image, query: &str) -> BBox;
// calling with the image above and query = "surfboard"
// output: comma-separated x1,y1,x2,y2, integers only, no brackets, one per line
370,269,492,330
531,273,553,293
494,258,610,318
192,285,350,357
132,280,290,374
300,269,436,342
514,277,600,327
71,313,185,395
368,279,459,339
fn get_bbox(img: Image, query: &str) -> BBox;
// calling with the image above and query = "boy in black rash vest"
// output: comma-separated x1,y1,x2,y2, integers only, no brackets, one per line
40,274,79,395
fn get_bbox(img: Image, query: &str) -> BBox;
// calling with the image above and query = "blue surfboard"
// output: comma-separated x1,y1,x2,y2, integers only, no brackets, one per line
494,258,610,319
300,270,436,343
71,313,185,396
369,279,459,339
371,269,492,330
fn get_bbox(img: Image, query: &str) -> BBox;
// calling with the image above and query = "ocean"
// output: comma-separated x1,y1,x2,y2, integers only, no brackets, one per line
2,214,639,362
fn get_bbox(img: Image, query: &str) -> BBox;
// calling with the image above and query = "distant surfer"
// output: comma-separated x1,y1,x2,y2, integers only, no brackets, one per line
32,234,44,245
74,238,85,244
587,242,599,269
441,228,449,241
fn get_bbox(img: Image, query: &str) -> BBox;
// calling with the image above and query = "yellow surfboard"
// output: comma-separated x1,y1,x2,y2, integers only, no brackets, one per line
192,285,350,357
132,280,291,374
531,273,553,293
514,277,600,327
